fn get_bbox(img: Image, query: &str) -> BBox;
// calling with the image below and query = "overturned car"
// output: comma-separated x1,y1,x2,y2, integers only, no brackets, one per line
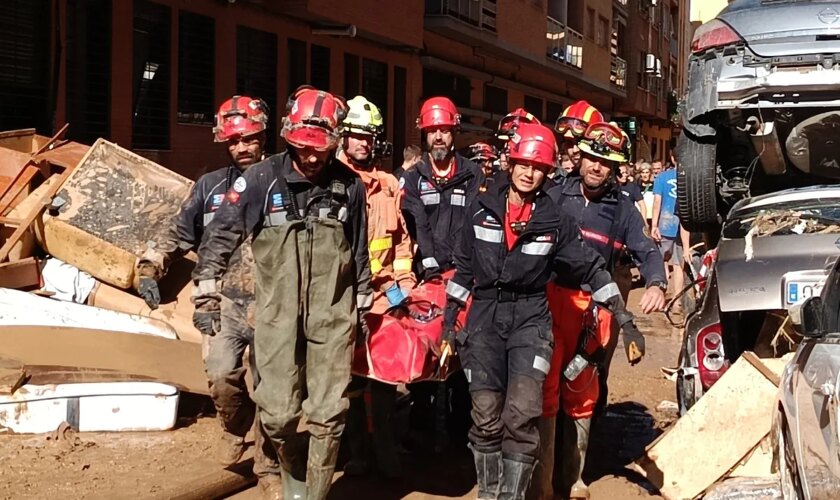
678,0,840,233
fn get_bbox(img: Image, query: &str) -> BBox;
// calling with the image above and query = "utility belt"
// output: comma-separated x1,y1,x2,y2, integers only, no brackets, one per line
472,287,545,303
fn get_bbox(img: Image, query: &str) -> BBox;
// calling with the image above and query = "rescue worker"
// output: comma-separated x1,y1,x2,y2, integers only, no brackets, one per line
337,96,415,478
191,87,372,500
553,101,603,178
495,108,541,174
469,142,499,192
440,123,645,500
535,122,666,500
401,96,483,279
134,96,281,498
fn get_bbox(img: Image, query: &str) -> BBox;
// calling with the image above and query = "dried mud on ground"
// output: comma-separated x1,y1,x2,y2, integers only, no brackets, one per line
1,288,682,499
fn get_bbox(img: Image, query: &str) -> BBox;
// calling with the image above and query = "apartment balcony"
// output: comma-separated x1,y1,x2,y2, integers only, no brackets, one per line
546,17,583,70
425,0,497,32
611,55,627,89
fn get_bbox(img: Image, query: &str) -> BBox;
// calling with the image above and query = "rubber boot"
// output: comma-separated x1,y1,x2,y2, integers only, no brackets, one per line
343,393,369,476
306,434,341,500
499,454,536,500
215,430,246,466
559,417,591,500
280,466,306,500
526,417,556,500
371,381,401,478
471,446,502,499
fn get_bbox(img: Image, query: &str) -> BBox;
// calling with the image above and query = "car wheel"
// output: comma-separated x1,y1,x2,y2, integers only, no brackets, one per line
778,413,803,500
676,132,718,232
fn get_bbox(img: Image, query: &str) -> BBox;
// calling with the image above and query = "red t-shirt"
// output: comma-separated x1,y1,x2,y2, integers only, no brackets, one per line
504,200,533,250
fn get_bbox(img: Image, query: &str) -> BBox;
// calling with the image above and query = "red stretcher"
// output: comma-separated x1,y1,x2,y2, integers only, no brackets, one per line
352,273,469,384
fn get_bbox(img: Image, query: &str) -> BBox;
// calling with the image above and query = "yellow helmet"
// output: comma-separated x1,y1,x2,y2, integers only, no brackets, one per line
343,96,384,136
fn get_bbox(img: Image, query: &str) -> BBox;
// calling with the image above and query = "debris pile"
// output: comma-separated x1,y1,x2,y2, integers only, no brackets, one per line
0,128,205,435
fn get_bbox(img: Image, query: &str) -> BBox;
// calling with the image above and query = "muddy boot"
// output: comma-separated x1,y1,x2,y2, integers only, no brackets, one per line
526,417,556,500
471,446,502,499
257,474,282,500
371,381,401,478
559,417,591,500
499,454,536,500
343,393,369,476
306,434,340,500
216,431,246,466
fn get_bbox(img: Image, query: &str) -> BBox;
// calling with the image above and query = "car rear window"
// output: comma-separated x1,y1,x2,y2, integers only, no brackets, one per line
723,200,840,239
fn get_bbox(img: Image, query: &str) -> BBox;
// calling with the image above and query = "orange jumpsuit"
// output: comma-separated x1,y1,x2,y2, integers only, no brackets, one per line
343,154,416,314
541,284,614,419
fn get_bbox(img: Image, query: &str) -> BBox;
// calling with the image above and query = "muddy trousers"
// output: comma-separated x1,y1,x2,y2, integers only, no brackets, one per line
345,376,401,477
201,296,279,477
251,219,356,500
461,298,553,499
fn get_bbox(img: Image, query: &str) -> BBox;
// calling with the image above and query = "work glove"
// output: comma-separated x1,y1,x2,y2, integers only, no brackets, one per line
385,283,408,308
138,277,161,310
193,300,221,336
424,266,442,282
440,299,462,364
615,310,645,365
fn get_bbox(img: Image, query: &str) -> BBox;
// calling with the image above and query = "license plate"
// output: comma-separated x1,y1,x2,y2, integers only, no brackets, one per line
786,281,824,305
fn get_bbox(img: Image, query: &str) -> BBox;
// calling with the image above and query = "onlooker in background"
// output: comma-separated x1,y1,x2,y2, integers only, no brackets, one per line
651,160,663,178
636,162,655,228
559,153,575,174
617,163,646,216
651,163,690,309
393,144,422,179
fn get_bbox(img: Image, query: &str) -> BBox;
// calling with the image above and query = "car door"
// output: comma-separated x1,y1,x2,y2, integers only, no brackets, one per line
794,336,840,498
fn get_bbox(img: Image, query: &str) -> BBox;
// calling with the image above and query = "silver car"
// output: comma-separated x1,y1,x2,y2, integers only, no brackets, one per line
774,261,840,499
677,185,840,414
678,0,840,233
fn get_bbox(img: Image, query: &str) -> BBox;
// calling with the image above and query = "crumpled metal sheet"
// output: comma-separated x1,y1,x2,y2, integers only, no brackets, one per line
703,476,782,500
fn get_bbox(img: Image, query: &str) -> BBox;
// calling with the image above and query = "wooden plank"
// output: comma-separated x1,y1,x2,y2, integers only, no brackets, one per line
1,176,60,261
636,354,779,500
0,325,207,395
0,163,39,214
0,257,40,290
152,460,256,500
0,356,26,394
30,123,69,158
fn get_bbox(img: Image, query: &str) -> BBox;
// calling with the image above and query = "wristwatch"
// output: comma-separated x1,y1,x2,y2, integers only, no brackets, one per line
648,281,668,292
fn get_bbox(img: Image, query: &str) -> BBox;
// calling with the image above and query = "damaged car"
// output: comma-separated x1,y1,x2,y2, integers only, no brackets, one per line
677,185,840,414
773,259,840,500
678,0,840,233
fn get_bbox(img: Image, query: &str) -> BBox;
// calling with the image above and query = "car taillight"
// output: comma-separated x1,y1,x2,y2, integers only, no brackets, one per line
696,323,729,390
691,20,743,53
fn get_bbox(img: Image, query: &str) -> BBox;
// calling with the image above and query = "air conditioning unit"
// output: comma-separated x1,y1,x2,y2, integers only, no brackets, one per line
655,58,662,77
650,0,658,5
645,53,656,73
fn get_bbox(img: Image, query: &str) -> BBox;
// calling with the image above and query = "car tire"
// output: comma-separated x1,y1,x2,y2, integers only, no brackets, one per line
778,413,803,500
676,132,718,232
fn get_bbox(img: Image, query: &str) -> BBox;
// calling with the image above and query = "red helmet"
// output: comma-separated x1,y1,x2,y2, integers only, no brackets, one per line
281,86,347,151
555,100,604,139
416,96,460,130
213,96,269,143
497,108,541,140
508,123,558,169
469,142,498,162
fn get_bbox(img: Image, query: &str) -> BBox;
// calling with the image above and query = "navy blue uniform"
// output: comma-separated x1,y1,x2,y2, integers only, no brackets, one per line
546,177,665,287
400,152,483,275
445,180,614,462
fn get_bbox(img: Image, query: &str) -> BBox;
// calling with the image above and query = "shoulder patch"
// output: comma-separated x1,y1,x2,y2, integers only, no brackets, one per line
233,176,247,193
398,176,405,190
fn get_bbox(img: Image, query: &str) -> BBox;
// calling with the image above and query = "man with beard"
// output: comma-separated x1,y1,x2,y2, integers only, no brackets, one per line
535,122,666,500
400,96,483,279
192,87,372,500
134,95,281,498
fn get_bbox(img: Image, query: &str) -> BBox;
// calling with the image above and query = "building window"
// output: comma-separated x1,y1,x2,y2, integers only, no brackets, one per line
0,0,52,134
422,69,471,110
66,0,110,143
288,38,307,96
362,58,388,118
597,16,609,48
546,101,564,123
178,12,214,126
133,0,171,150
310,44,330,91
237,26,277,152
524,95,543,122
344,53,360,98
586,8,595,41
484,85,508,116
